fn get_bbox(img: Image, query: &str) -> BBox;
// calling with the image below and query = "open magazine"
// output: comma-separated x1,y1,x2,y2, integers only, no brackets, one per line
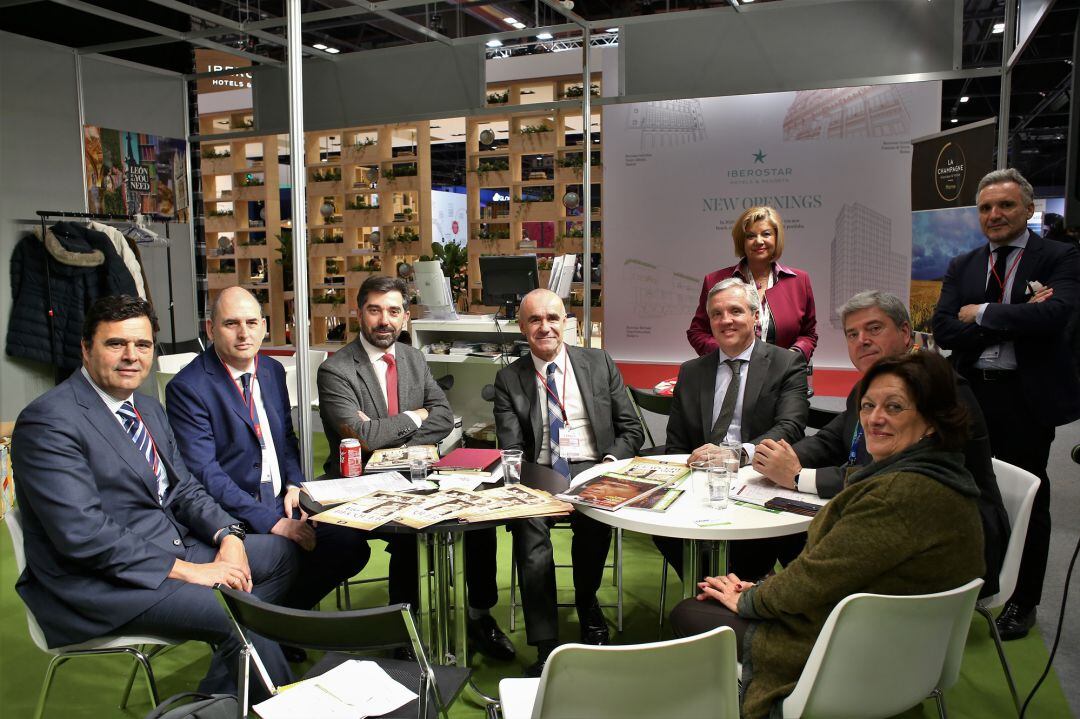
557,457,691,512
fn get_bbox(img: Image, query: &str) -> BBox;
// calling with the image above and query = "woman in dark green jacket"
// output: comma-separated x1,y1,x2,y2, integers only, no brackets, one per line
670,351,986,718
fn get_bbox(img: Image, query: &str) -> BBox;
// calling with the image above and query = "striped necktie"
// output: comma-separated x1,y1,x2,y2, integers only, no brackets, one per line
117,401,169,502
546,362,571,479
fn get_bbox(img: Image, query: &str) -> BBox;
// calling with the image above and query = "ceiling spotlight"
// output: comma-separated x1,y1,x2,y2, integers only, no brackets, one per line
312,43,327,50
605,28,618,33
992,22,1004,34
486,39,504,48
503,17,518,25
512,22,526,29
536,32,553,40
950,118,958,123
324,47,340,54
959,96,969,103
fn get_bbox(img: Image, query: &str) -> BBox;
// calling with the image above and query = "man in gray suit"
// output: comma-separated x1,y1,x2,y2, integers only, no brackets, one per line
11,295,296,697
661,277,809,579
317,275,513,660
493,288,644,676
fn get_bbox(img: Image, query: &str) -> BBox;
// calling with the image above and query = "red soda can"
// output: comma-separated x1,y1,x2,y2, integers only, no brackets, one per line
339,438,363,477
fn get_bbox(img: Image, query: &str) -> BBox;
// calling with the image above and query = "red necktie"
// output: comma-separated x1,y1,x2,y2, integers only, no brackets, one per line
382,353,399,415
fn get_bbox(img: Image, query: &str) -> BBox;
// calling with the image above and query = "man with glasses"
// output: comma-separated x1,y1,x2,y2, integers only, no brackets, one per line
754,290,1008,597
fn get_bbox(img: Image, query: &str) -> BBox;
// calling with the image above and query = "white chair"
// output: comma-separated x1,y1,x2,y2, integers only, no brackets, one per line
498,626,739,719
974,458,1041,712
154,351,199,404
278,350,328,410
5,508,177,719
780,578,984,719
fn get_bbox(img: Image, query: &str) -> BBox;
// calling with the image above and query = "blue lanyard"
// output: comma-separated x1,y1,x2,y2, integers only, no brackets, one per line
847,424,864,465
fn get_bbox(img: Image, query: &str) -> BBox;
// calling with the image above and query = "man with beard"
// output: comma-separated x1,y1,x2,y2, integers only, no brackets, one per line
317,275,514,661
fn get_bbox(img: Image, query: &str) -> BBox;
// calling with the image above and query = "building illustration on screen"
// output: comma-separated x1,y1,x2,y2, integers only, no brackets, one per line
622,258,701,321
625,100,707,151
829,203,908,328
783,86,911,141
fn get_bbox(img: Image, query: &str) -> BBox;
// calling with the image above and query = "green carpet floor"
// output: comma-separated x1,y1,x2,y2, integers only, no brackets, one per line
0,433,1071,717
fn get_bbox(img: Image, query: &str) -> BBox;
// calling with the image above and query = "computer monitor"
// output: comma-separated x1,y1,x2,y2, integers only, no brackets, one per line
479,255,539,319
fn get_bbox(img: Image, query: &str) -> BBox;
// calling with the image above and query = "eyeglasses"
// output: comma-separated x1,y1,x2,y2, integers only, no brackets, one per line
858,401,914,417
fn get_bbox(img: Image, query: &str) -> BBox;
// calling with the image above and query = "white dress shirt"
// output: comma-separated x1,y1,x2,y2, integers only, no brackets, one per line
711,340,757,462
224,360,283,498
357,335,422,429
531,345,602,465
974,231,1029,370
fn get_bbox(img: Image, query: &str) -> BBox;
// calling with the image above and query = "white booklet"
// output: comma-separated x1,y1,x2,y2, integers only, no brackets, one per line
729,473,827,507
302,471,413,505
253,660,417,719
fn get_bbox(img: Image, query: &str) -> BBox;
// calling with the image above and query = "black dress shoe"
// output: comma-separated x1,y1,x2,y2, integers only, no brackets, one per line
524,642,556,678
579,600,610,645
995,602,1036,641
467,614,516,661
281,645,308,664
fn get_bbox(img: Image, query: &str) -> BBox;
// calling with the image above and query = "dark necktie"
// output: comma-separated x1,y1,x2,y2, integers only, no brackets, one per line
547,362,570,479
984,245,1016,303
240,373,275,507
710,359,744,444
382,353,399,416
117,401,169,502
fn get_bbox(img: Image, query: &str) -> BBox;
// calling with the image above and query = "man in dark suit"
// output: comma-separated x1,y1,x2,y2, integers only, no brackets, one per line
662,277,809,579
493,288,644,676
753,290,1008,596
11,295,296,697
166,287,370,619
932,168,1080,639
318,275,513,661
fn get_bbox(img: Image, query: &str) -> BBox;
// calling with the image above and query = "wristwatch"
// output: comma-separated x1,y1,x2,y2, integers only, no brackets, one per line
223,523,247,542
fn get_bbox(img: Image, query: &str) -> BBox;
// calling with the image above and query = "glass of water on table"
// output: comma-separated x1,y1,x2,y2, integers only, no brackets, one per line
501,449,523,485
408,446,430,483
691,458,729,510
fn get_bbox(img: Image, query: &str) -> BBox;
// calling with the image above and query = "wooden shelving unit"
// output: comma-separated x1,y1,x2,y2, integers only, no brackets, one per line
198,110,286,345
303,122,433,345
466,74,604,328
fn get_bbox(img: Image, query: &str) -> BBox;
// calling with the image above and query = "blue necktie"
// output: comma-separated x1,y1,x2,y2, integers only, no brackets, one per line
239,373,275,507
117,401,169,502
547,362,570,479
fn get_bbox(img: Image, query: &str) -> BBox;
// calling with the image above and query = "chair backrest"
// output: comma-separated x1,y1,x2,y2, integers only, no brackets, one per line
155,352,199,403
982,459,1041,609
782,578,983,719
626,386,673,416
4,508,51,652
531,626,739,719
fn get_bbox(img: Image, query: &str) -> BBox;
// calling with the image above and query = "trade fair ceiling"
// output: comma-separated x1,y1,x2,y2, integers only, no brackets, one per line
0,0,1077,188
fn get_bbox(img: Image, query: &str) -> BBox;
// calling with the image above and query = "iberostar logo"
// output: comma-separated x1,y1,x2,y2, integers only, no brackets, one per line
725,148,791,179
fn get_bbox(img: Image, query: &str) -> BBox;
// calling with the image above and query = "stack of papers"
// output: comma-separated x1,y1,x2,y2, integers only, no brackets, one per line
301,472,413,505
730,475,827,507
254,660,416,719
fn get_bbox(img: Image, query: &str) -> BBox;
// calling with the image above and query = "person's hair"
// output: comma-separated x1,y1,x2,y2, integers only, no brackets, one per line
857,351,969,451
706,277,761,314
357,275,409,310
82,295,157,344
1042,212,1066,239
839,290,911,330
977,168,1034,207
732,206,786,261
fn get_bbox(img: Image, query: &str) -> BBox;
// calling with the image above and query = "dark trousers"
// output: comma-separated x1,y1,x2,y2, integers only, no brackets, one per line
386,527,499,611
512,512,612,646
280,523,371,610
654,534,806,583
116,534,297,699
968,372,1055,608
669,597,754,661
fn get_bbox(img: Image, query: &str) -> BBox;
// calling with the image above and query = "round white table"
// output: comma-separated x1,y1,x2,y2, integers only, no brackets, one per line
572,455,814,599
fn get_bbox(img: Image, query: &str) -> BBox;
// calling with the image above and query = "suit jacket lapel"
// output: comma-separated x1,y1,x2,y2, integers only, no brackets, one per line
700,351,719,439
567,347,599,430
1009,231,1041,305
741,343,770,440
72,373,160,500
255,358,284,445
353,340,388,416
204,348,256,433
516,357,543,450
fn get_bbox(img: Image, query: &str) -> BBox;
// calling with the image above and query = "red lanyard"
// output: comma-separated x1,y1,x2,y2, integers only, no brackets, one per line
535,362,569,423
986,247,1024,303
219,355,265,446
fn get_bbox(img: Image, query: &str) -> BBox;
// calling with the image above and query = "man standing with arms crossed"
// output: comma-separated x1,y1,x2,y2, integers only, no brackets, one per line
932,168,1080,639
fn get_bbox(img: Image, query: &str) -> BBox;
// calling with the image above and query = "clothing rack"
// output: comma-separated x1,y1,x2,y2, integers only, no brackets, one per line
36,210,180,354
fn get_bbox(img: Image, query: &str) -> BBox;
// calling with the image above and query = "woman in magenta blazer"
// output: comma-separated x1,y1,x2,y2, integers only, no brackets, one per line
687,206,817,359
